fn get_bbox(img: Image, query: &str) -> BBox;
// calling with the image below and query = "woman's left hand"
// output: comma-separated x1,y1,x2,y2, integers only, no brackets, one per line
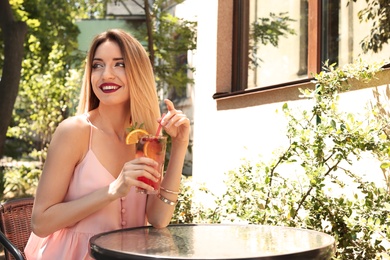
158,99,190,144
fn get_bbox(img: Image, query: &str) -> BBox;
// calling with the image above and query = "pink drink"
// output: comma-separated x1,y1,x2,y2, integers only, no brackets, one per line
135,135,167,194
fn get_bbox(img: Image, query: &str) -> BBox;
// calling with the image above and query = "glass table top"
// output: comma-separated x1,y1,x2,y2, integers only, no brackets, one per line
89,224,335,259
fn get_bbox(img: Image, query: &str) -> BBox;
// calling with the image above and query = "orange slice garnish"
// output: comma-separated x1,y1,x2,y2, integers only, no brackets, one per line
144,137,166,161
125,129,149,144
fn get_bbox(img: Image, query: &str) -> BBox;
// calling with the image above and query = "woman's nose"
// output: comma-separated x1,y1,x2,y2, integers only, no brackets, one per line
102,66,115,79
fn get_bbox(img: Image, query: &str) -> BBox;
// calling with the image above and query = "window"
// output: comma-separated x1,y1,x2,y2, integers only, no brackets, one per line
324,0,390,66
222,0,390,97
247,0,308,89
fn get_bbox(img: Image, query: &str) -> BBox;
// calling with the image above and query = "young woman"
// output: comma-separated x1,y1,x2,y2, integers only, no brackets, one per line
25,29,190,259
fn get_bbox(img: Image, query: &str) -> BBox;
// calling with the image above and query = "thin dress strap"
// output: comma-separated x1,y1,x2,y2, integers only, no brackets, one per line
84,113,93,150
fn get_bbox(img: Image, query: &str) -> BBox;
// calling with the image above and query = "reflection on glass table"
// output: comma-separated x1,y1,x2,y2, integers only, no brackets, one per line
89,224,335,260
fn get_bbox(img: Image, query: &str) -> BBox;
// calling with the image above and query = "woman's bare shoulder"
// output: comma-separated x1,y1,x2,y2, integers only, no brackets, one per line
44,115,91,165
52,115,90,141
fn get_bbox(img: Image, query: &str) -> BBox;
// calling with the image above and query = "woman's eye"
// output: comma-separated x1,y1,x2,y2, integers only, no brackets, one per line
116,62,125,68
92,63,103,69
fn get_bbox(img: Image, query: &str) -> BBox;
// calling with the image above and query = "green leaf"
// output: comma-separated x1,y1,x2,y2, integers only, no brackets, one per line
380,162,390,169
331,119,336,129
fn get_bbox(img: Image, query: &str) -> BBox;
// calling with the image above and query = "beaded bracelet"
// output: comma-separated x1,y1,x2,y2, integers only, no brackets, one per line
157,193,177,206
160,186,180,195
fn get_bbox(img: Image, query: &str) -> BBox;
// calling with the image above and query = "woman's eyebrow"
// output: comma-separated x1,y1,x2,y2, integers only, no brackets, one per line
92,57,124,61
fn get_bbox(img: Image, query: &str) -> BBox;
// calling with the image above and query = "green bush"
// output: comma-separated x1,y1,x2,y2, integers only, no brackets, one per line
173,60,390,259
171,176,218,224
0,162,40,200
211,159,390,259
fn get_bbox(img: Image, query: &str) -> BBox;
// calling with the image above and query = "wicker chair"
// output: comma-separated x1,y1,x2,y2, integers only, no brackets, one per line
0,197,34,260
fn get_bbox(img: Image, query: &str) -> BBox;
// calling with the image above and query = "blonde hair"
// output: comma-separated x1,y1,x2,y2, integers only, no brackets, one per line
77,29,160,134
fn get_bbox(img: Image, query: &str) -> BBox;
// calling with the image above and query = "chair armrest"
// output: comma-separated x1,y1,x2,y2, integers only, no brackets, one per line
0,231,25,260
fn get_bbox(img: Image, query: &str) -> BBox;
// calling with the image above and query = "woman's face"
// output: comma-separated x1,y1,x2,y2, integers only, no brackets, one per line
91,40,129,107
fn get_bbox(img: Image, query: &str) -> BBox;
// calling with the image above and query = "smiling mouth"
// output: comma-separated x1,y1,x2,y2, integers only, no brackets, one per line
100,84,121,93
101,85,119,91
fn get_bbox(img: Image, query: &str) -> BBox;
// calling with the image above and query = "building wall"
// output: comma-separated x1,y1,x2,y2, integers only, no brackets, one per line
192,0,390,196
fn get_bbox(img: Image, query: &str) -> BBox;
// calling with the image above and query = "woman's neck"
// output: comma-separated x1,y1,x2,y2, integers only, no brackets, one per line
94,104,131,141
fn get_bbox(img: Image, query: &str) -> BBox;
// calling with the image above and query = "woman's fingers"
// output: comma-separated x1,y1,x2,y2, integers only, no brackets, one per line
123,158,160,181
164,99,175,111
157,99,190,142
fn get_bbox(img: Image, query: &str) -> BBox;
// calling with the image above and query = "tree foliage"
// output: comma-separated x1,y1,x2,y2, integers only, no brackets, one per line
1,0,93,161
139,0,197,98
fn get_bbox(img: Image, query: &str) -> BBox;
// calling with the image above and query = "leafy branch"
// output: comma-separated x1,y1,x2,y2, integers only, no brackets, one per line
204,60,390,258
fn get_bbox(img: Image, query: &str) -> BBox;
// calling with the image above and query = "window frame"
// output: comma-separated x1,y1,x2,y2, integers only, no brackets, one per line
214,0,321,99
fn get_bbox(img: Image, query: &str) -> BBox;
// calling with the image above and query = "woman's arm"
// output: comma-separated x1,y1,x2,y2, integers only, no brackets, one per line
146,99,190,228
32,115,162,237
31,117,117,237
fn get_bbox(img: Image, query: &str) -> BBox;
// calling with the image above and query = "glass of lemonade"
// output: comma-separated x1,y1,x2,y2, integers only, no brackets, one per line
135,135,167,194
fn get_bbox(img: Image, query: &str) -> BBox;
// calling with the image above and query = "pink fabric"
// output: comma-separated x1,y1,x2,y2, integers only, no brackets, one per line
25,121,147,260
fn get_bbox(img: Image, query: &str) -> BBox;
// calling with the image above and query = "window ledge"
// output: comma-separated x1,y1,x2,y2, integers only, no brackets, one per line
213,79,314,110
214,67,390,111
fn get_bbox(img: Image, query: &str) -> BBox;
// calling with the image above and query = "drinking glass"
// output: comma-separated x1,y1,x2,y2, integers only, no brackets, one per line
135,135,167,194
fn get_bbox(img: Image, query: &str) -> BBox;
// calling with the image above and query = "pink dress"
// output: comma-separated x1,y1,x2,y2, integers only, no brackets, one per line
25,117,147,260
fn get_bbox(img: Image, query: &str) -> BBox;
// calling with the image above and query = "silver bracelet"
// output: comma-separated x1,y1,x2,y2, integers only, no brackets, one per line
160,186,180,195
157,193,177,206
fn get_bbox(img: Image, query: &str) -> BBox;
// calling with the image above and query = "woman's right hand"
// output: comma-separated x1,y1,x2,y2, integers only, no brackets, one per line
108,157,160,197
